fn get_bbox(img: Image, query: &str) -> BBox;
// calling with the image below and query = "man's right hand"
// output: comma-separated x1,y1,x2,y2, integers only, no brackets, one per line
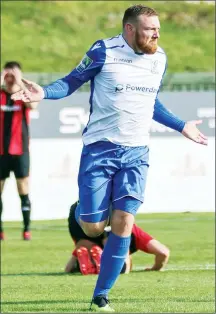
1,69,7,86
11,79,45,102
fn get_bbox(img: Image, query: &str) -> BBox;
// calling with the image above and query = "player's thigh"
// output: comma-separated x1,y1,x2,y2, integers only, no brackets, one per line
113,145,149,216
13,153,30,195
78,143,115,223
13,153,30,179
0,155,11,184
68,207,97,243
0,180,5,194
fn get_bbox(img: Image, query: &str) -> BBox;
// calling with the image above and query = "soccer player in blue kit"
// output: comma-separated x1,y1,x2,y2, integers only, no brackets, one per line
12,5,208,312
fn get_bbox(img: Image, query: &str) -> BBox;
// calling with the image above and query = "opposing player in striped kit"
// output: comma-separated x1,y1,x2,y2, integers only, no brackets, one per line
0,62,38,240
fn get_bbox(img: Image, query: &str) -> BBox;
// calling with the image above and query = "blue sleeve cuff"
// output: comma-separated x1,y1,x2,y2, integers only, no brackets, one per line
42,79,71,99
153,98,186,133
43,87,48,99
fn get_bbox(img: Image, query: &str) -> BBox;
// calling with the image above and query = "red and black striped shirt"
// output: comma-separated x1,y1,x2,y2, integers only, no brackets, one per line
0,89,30,155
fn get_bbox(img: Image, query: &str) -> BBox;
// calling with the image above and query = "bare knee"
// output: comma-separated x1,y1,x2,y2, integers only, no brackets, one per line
160,247,170,260
111,210,134,237
80,219,108,237
0,180,5,194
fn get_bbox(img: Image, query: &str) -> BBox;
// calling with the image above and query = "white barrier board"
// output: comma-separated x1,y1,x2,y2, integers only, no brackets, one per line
2,137,215,221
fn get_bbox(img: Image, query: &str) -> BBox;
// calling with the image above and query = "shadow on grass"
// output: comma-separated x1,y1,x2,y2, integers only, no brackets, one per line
2,297,213,306
111,297,214,303
1,272,82,277
1,300,91,312
1,300,88,305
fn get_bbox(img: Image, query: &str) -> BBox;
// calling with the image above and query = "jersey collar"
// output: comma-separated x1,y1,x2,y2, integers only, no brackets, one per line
120,33,144,55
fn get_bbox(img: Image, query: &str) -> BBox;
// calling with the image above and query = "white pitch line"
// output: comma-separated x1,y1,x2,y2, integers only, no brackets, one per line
4,216,214,229
136,217,214,224
133,264,215,271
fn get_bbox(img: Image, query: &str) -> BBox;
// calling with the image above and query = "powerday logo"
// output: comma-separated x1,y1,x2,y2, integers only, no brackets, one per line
115,84,124,92
76,54,93,73
115,84,157,94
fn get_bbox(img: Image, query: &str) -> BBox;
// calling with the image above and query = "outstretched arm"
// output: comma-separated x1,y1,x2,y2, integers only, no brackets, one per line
144,239,170,271
153,98,185,132
11,40,106,102
42,75,83,99
153,53,207,146
65,253,78,273
43,41,106,99
153,98,208,145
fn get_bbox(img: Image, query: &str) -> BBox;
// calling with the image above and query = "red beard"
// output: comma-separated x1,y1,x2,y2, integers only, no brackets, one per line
135,32,158,54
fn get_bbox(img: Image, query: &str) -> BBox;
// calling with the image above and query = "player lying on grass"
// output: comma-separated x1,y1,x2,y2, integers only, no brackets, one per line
65,201,170,275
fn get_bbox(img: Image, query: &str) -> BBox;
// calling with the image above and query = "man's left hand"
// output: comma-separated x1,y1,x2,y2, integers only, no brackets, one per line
182,120,208,145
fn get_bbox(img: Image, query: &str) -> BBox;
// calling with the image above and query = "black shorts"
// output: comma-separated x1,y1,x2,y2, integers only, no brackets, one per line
68,202,130,274
0,153,30,180
68,202,106,248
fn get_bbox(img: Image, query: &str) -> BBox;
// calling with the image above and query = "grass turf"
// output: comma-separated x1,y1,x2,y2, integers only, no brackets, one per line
1,1,215,73
1,212,215,313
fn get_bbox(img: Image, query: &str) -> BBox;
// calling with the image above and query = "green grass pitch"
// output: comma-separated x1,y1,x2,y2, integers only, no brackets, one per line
1,212,215,313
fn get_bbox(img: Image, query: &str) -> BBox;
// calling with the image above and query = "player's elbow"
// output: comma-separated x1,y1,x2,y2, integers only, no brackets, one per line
158,247,170,261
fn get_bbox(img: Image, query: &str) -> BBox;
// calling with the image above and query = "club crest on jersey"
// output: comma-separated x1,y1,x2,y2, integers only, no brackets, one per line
76,54,93,73
91,42,101,51
151,60,159,74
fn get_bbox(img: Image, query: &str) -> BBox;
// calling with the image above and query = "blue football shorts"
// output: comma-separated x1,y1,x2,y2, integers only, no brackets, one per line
78,141,149,223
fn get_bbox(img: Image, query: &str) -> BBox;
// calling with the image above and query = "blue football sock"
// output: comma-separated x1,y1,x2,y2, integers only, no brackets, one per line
93,232,131,297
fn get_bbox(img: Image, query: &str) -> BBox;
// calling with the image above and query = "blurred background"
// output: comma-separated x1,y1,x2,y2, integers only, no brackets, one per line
1,0,215,221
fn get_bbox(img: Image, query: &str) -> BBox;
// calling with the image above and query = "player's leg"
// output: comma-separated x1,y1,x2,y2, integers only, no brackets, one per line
92,202,136,308
0,155,11,240
13,153,31,240
76,142,116,237
16,177,31,239
90,245,103,274
65,239,97,275
120,254,132,274
77,142,121,311
101,231,131,275
91,145,149,311
68,202,103,275
0,180,6,240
